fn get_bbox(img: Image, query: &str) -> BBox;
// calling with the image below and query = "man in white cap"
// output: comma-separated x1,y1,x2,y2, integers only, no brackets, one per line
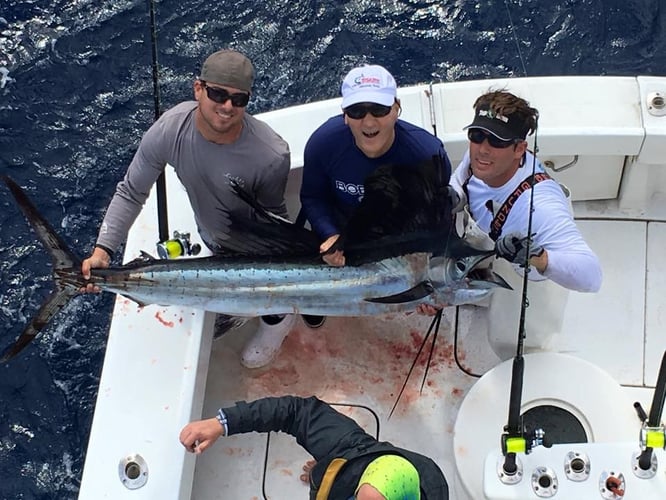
80,49,304,369
300,64,453,267
249,64,454,366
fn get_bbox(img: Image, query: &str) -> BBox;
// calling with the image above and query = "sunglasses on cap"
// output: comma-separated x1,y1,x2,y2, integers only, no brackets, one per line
344,103,393,120
200,81,250,107
468,128,521,149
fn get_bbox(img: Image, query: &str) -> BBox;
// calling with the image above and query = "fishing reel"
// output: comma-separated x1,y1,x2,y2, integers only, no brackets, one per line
156,231,201,259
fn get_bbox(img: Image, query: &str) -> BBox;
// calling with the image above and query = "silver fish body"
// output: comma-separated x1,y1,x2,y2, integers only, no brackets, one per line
1,175,508,362
76,251,500,317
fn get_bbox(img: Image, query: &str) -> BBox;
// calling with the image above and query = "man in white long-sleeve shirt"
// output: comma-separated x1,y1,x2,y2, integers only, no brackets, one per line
424,90,602,359
451,89,602,293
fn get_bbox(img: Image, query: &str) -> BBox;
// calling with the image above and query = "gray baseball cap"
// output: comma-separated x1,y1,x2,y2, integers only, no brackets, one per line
199,49,254,92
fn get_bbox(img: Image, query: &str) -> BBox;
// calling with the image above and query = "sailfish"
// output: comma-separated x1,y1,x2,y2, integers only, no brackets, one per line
1,157,509,362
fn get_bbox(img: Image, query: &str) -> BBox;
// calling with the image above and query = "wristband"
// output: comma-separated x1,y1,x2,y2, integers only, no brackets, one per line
216,408,228,436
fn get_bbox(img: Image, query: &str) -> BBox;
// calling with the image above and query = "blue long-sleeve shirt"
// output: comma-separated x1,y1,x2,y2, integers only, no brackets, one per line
300,115,451,239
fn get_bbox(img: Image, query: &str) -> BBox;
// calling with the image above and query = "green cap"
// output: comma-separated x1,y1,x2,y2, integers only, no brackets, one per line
356,455,421,500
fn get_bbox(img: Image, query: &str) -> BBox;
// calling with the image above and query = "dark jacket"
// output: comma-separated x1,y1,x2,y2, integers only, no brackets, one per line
300,115,451,240
222,395,449,499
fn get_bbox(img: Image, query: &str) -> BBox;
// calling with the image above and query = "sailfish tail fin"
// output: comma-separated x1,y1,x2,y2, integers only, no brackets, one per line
1,286,79,363
1,176,83,363
2,176,81,271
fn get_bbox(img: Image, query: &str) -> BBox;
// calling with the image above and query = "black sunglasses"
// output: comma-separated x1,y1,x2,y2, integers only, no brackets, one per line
200,81,250,107
344,103,393,120
468,128,521,149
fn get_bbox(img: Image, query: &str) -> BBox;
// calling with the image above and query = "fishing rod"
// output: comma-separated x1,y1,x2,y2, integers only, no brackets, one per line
496,0,539,477
500,111,540,478
634,350,666,472
147,0,169,244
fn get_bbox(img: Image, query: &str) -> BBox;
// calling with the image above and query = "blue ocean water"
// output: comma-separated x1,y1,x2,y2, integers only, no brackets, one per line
0,0,664,498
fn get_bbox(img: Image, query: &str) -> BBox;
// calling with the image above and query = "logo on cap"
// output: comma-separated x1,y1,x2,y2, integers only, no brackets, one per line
354,75,382,87
479,109,509,123
340,64,397,108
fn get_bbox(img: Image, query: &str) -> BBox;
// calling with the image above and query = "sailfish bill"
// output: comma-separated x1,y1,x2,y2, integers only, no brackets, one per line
1,159,510,362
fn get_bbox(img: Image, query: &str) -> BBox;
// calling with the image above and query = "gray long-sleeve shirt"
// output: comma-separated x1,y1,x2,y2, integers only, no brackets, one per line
96,101,290,253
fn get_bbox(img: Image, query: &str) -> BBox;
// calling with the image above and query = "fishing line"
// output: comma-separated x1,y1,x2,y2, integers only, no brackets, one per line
515,113,539,359
330,402,381,439
502,111,540,476
389,309,443,420
261,434,270,499
262,402,382,498
147,0,169,243
452,307,482,378
450,2,530,380
504,0,529,77
420,311,441,393
490,0,543,474
148,0,161,122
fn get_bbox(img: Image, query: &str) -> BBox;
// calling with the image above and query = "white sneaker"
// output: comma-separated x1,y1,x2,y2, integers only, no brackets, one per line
240,314,296,368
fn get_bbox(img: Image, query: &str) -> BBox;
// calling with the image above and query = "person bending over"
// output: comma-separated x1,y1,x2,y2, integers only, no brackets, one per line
180,395,448,499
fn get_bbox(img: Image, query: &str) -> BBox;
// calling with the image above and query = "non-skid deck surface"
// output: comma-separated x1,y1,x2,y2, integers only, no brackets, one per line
190,220,662,500
556,219,666,386
192,312,480,499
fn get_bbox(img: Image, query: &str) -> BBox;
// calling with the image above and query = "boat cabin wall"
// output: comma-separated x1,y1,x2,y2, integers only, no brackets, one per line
258,76,666,220
432,75,666,215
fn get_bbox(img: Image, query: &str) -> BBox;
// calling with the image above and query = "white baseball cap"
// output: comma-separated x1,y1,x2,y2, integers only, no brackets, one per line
341,65,397,109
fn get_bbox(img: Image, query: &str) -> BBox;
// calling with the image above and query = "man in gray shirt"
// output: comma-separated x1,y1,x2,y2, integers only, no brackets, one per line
81,49,310,368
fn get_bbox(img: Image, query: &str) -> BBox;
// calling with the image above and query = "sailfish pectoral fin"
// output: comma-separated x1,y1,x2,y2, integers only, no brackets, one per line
364,281,434,304
468,271,513,290
1,285,79,363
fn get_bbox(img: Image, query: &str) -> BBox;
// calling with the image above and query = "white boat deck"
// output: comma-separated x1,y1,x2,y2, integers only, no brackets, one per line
78,76,666,499
190,216,665,499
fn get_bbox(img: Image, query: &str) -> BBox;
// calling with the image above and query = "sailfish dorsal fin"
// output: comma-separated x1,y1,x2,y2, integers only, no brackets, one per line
215,156,485,265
